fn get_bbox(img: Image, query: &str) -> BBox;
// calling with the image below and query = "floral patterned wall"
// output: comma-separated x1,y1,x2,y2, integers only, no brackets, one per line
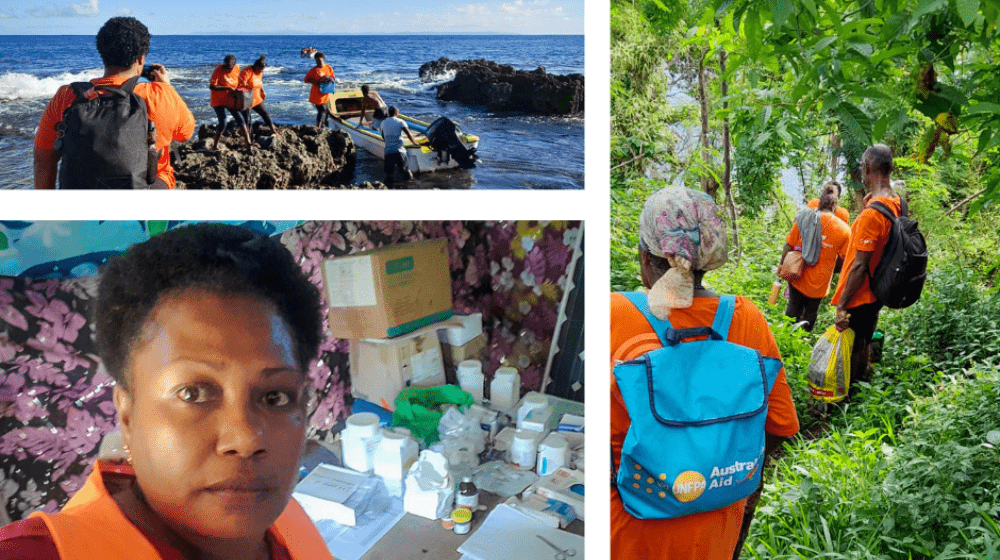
0,220,582,522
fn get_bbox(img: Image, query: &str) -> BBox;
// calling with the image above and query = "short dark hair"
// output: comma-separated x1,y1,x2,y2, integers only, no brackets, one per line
823,181,841,198
388,106,399,116
224,54,236,65
253,55,266,70
863,144,894,176
95,17,150,68
361,84,370,94
314,51,325,60
95,223,323,389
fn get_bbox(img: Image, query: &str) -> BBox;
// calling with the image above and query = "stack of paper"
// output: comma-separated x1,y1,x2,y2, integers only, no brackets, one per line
457,504,585,560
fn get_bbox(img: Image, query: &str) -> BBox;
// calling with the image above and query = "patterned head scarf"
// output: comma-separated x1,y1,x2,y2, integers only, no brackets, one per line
639,186,728,319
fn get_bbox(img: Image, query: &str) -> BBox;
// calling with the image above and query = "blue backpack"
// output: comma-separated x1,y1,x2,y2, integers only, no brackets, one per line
612,292,782,519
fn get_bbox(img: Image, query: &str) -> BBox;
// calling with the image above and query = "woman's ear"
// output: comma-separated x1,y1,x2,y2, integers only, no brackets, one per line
113,384,133,446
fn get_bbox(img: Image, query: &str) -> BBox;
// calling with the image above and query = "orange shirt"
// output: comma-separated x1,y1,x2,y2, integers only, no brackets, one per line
785,212,852,299
831,195,903,308
210,64,241,108
807,198,850,225
610,293,799,560
305,64,335,105
238,67,265,108
34,75,195,188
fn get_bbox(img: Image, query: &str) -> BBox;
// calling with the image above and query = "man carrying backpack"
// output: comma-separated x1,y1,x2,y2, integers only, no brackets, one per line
34,17,195,189
831,143,926,393
611,186,800,560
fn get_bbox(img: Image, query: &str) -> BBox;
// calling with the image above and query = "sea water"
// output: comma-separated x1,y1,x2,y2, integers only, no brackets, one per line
0,34,583,189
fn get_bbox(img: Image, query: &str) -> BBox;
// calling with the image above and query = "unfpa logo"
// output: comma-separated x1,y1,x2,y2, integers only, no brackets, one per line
671,470,706,502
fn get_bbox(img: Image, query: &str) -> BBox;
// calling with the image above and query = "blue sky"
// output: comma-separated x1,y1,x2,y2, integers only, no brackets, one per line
0,0,583,34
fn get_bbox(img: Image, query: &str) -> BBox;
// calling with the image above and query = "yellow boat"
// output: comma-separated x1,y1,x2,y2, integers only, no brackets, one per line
327,88,480,172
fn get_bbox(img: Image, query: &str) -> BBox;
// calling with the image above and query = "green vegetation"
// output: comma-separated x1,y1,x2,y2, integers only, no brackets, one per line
612,2,1000,555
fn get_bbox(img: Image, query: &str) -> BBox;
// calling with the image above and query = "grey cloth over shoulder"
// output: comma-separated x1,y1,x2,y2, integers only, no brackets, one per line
795,207,823,266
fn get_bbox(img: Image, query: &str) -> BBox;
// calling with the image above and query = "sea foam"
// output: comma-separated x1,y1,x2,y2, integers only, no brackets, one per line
0,69,103,101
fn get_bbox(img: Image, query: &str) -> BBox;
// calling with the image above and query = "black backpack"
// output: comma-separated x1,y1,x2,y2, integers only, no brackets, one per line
868,200,928,309
53,76,158,189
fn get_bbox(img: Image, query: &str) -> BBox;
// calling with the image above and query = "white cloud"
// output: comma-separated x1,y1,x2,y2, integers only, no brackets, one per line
117,8,131,15
73,0,98,16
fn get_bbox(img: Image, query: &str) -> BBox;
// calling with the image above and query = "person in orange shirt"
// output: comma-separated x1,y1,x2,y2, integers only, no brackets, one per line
238,55,277,136
210,54,253,150
33,17,194,189
304,52,335,128
0,224,334,560
806,181,851,225
832,144,904,392
779,188,851,331
611,186,799,560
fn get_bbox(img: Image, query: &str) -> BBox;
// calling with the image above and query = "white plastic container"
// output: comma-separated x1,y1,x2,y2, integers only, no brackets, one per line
510,429,539,468
535,433,569,476
517,392,550,428
490,367,520,412
457,360,485,404
342,412,381,473
373,429,419,496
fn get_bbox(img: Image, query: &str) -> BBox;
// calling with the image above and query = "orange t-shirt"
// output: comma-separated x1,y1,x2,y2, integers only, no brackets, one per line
610,293,799,560
238,67,265,108
831,195,903,308
785,212,852,299
807,198,850,225
305,64,335,105
209,64,241,108
34,76,195,188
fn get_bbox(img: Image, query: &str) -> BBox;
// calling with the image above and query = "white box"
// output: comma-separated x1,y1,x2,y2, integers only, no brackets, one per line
293,464,370,527
437,312,483,346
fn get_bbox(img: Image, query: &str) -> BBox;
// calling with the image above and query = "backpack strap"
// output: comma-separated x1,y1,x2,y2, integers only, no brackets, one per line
869,200,901,222
619,291,672,345
711,295,736,340
68,76,141,102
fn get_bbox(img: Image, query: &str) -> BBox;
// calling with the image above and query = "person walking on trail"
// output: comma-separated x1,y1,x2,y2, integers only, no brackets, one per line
831,143,904,393
379,106,418,183
779,187,851,331
610,186,800,560
807,181,851,225
304,52,335,128
209,54,253,150
238,55,277,137
33,17,194,189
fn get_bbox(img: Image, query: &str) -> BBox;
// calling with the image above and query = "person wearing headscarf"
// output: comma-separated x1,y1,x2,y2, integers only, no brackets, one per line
610,186,800,560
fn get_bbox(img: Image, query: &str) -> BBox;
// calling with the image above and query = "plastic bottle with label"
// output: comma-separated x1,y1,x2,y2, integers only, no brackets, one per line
458,360,485,404
490,367,520,412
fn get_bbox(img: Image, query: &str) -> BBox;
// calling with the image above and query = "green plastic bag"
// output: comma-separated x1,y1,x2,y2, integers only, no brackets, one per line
392,385,474,445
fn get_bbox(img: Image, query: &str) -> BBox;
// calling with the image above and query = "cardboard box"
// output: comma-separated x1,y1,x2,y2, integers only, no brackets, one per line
323,239,453,340
349,321,454,410
440,332,487,381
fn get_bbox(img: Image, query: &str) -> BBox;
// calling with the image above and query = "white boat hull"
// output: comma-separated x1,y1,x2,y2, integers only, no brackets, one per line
332,117,479,173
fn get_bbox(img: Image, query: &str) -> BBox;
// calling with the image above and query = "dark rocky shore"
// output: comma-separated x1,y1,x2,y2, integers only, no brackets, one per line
173,124,386,189
419,58,584,115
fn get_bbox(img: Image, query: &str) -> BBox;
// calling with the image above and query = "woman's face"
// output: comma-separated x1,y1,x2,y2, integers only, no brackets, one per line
114,289,307,543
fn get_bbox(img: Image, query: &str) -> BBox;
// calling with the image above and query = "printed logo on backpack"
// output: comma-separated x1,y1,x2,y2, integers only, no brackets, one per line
612,292,782,519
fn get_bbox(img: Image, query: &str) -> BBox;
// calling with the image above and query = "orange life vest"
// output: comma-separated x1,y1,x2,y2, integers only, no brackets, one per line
30,461,335,560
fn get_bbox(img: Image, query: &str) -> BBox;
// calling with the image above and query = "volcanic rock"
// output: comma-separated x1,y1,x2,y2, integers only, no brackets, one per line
418,58,584,115
172,124,385,189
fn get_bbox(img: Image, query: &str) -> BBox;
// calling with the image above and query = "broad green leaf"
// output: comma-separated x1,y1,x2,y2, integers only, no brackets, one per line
965,102,1000,115
776,120,793,143
987,431,1000,446
873,114,890,141
911,0,947,21
810,35,838,53
752,130,774,150
802,0,818,18
838,101,873,145
745,9,761,58
957,0,981,27
978,129,994,153
768,0,794,26
791,74,815,104
870,45,912,66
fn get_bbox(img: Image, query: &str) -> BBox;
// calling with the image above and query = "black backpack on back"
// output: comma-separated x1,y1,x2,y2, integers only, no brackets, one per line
53,76,158,189
868,200,928,309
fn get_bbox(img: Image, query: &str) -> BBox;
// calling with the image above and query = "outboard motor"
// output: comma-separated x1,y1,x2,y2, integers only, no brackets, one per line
426,117,478,169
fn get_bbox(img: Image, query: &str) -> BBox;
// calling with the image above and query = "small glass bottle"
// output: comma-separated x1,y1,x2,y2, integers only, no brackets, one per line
457,475,479,509
768,279,782,306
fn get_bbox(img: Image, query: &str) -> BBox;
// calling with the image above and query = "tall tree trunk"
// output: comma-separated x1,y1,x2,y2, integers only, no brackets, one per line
829,132,840,183
720,48,739,257
698,49,717,198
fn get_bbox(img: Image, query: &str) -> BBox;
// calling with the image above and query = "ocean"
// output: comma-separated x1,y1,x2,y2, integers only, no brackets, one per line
0,34,584,189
